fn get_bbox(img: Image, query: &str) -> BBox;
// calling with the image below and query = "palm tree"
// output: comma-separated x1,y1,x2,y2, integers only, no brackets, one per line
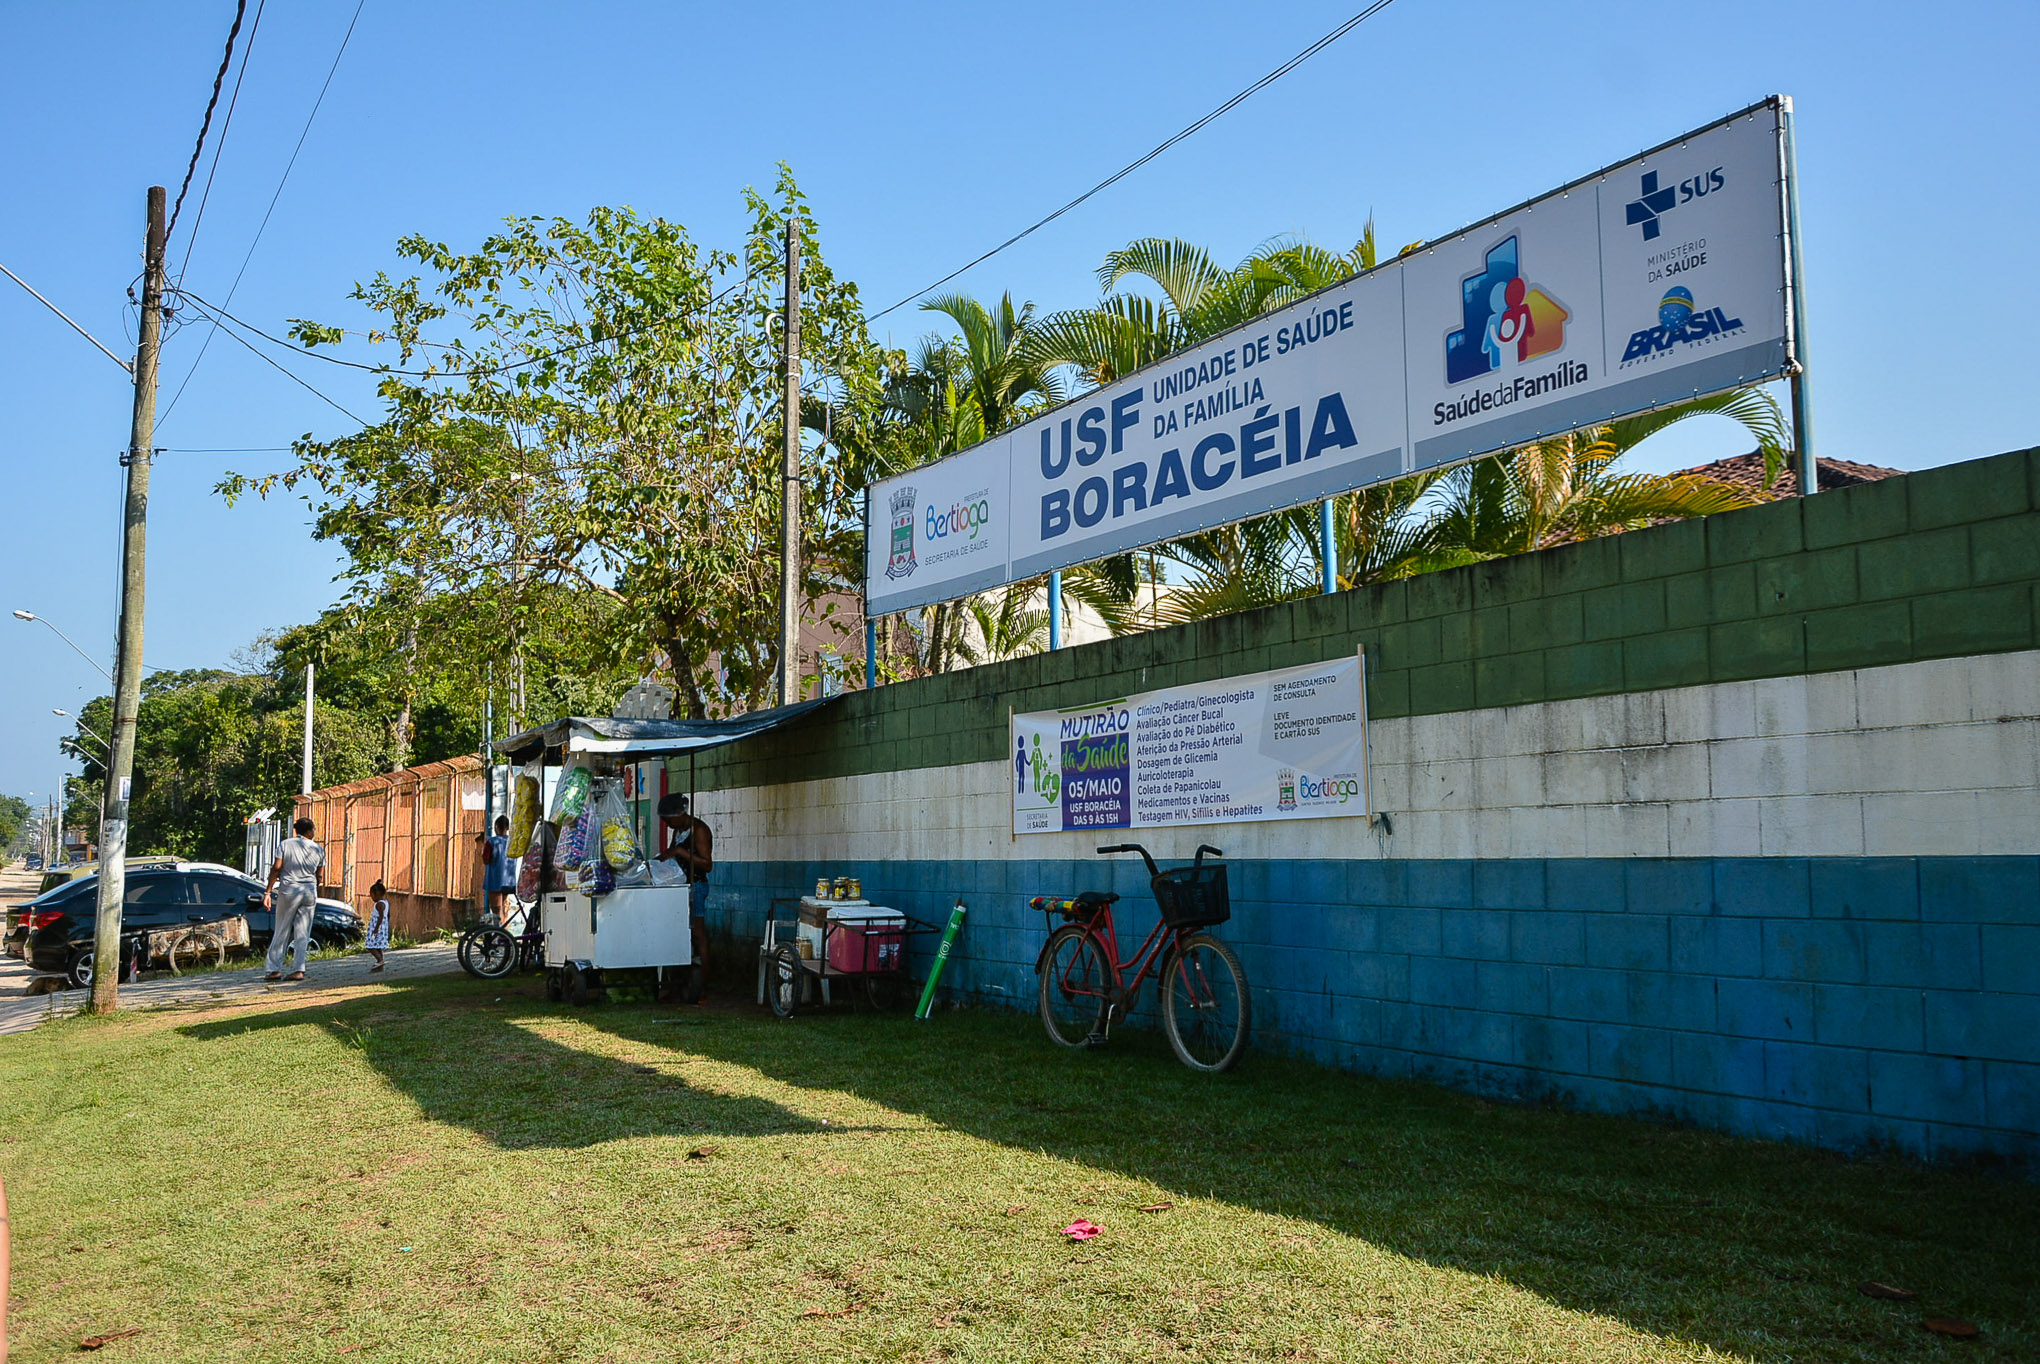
1426,388,1783,558
1024,225,1395,384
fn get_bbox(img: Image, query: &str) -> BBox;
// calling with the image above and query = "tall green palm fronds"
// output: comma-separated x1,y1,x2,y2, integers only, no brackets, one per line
1427,387,1783,557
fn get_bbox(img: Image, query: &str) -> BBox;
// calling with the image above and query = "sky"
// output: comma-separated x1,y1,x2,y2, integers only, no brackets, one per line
2,0,2036,806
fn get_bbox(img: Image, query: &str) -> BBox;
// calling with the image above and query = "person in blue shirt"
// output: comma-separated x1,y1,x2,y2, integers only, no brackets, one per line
475,815,513,925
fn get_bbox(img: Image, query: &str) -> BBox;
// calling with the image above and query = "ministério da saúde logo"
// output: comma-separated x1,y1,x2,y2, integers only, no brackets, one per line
1619,286,1745,367
885,485,917,580
1444,235,1570,386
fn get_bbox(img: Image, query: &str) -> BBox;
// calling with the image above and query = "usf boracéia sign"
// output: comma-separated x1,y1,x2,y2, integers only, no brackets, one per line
866,97,1802,617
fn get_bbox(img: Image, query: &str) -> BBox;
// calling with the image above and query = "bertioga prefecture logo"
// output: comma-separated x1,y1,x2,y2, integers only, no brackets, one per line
885,486,917,580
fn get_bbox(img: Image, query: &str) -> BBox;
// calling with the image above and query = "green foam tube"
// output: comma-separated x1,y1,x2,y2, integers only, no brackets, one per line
915,899,967,1020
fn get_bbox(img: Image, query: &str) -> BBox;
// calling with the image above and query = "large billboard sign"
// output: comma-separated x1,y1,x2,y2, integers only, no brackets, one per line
1012,655,1368,835
868,99,1797,616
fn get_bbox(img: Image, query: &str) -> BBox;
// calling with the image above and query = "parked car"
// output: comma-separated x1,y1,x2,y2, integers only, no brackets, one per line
19,863,363,988
24,855,43,871
36,855,180,898
9,856,184,956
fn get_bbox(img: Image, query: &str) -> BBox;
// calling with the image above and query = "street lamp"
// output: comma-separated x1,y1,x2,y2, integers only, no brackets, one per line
52,708,110,757
12,610,113,684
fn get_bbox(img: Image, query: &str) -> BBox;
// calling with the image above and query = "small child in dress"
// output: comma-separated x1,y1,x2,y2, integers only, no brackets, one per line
365,880,391,972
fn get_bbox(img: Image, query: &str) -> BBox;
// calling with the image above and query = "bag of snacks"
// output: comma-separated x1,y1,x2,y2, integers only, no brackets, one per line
516,819,557,901
589,777,649,887
506,756,543,857
549,765,593,826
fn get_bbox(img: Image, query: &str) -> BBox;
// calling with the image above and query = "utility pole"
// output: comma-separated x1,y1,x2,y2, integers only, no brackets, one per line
91,185,165,1013
776,220,802,708
301,662,315,795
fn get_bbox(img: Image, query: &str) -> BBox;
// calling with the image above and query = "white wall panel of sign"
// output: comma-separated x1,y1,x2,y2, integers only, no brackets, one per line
1593,109,1790,406
864,434,1014,616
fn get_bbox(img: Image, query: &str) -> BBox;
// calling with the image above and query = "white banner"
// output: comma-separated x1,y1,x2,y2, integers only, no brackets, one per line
1013,656,1368,835
868,100,1792,616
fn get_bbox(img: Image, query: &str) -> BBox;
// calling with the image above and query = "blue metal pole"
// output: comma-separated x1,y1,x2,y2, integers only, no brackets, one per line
1319,497,1338,594
1048,571,1063,651
864,615,877,689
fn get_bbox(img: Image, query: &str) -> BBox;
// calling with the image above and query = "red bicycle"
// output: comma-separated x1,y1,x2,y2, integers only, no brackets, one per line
1031,843,1250,1073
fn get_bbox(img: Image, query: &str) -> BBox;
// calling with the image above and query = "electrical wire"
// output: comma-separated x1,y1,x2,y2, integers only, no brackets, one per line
170,274,747,381
865,0,1401,323
159,0,367,426
174,291,367,424
166,0,252,245
175,0,268,280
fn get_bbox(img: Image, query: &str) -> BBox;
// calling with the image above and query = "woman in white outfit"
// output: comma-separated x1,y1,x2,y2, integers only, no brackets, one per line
264,817,326,982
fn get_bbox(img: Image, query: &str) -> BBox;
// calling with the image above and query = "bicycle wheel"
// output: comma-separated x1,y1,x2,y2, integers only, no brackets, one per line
171,932,224,975
469,926,519,980
1160,933,1249,1073
1037,924,1111,1049
765,944,803,1019
457,929,478,977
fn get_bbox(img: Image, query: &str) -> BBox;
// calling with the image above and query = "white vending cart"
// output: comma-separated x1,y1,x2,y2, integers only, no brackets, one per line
495,703,838,1006
541,883,692,1005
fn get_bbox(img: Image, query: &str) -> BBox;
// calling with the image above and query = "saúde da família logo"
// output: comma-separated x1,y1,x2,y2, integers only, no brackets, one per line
1445,234,1570,387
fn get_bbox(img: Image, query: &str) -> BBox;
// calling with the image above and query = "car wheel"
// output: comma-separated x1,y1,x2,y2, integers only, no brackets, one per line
65,947,94,990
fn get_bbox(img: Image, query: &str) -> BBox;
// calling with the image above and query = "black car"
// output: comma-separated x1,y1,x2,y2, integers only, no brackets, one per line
21,865,363,989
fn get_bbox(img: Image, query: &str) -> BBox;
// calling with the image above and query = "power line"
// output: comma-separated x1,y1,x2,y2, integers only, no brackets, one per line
176,0,268,277
166,0,252,244
865,0,1401,324
160,0,367,426
170,274,746,381
174,291,367,424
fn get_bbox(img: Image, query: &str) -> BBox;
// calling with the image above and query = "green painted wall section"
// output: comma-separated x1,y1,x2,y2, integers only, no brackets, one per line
684,447,2040,791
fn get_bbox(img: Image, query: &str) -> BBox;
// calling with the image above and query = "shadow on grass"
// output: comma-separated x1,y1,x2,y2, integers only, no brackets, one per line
182,972,2038,1362
176,979,898,1150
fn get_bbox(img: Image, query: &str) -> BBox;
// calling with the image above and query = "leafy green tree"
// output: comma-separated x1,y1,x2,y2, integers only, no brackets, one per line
0,793,30,858
223,168,885,718
1426,389,1781,558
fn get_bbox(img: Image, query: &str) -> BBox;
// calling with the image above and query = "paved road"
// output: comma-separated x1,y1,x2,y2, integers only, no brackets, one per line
1,866,462,1036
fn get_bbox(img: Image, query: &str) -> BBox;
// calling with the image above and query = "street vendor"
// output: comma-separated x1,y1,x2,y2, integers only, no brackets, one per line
657,793,714,976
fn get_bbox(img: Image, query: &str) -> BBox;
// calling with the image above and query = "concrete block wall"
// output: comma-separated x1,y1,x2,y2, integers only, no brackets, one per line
683,449,2040,1166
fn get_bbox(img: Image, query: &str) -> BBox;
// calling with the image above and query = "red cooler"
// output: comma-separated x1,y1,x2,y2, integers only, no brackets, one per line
827,906,906,974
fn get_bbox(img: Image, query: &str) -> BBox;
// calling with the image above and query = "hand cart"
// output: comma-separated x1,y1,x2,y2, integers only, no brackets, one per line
756,896,944,1016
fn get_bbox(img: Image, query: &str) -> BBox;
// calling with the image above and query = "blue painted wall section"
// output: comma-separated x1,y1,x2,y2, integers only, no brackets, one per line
705,854,2040,1166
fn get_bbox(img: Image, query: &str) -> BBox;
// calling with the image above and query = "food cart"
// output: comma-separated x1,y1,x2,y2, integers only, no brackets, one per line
757,893,943,1015
495,702,835,1006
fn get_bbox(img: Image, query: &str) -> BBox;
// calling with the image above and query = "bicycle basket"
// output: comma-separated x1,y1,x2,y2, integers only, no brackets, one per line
1151,863,1230,928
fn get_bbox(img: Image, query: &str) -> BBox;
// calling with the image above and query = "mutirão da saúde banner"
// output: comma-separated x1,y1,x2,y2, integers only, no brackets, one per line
1012,656,1368,835
868,98,1793,617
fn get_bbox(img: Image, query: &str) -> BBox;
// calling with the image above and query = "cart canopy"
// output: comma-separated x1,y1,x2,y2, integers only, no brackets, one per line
494,696,837,765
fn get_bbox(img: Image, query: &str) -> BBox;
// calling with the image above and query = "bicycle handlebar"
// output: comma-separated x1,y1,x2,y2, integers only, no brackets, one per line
1097,842,1161,879
1098,842,1228,878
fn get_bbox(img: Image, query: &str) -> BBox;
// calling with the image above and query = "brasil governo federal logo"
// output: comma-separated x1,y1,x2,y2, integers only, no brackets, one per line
1619,286,1744,366
885,486,917,580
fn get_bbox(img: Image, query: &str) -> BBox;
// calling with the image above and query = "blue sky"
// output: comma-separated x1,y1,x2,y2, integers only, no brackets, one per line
3,0,2036,803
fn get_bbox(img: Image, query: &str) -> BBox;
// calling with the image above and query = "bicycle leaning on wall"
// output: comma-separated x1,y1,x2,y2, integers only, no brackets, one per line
1031,843,1250,1073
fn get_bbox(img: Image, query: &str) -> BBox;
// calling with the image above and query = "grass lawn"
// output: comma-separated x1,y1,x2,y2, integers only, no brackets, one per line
1,972,2033,1363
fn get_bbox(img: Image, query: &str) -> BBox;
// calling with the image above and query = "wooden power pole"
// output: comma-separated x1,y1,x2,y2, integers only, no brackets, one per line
91,184,166,1012
776,220,802,708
